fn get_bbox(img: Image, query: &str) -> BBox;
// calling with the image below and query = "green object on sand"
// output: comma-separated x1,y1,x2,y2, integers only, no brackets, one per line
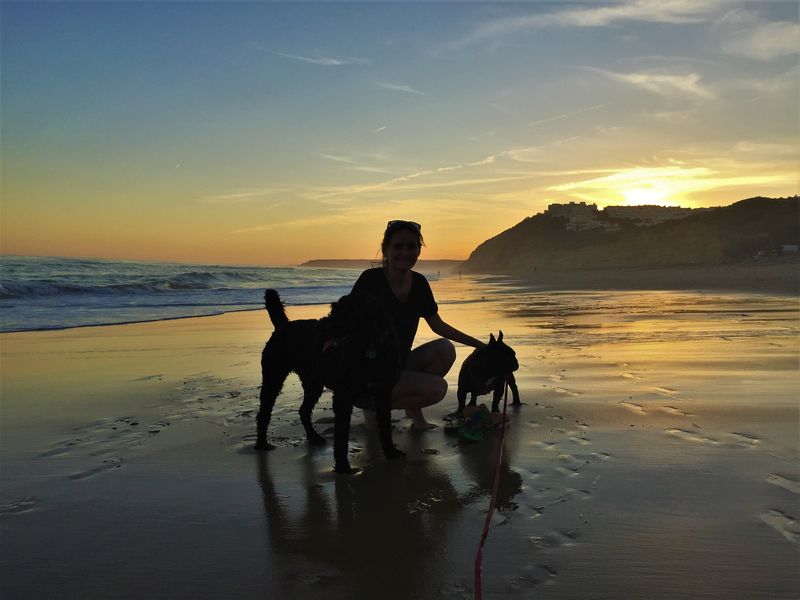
456,404,492,442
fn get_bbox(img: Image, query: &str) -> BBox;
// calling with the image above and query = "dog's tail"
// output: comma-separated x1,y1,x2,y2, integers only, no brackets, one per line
264,289,289,329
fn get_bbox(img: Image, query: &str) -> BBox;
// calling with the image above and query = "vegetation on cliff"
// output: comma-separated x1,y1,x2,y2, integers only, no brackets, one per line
462,197,800,275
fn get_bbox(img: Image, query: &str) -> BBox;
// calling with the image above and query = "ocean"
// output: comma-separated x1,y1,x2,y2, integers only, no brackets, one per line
0,256,380,333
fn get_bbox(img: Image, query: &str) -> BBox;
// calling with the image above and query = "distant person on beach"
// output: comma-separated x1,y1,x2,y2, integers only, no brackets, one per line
352,220,485,430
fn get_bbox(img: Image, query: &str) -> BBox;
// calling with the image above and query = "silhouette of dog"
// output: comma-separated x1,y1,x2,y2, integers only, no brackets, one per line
257,289,404,473
456,331,521,414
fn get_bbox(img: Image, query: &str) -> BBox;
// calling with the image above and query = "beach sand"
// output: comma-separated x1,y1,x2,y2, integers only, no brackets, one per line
1,278,798,599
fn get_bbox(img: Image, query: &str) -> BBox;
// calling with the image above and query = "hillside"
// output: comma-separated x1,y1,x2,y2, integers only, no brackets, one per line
462,197,800,275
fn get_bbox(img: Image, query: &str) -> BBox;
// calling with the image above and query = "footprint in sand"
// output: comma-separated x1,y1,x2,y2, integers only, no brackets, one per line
665,428,719,445
568,436,591,445
766,474,800,495
67,457,124,480
651,386,678,398
528,529,581,550
659,406,693,417
532,441,559,452
551,387,580,396
508,563,559,591
759,509,799,544
727,432,760,448
619,401,646,415
0,497,37,517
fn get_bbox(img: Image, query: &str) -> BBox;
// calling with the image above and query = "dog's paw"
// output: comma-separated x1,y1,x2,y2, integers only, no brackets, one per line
383,445,406,461
333,461,359,475
307,433,327,446
254,441,276,451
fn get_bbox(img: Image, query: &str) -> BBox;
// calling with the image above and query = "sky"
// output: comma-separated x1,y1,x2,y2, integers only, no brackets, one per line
1,1,798,266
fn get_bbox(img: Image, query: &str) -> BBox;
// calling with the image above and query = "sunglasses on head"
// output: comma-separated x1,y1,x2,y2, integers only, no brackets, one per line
387,220,421,231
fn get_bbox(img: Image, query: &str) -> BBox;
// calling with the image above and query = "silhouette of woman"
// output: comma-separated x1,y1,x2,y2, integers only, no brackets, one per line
352,220,485,429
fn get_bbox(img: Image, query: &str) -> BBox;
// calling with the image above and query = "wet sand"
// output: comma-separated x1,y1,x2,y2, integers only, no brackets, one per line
1,278,798,599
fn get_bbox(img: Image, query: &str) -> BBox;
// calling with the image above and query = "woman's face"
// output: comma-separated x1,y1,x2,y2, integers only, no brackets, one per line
384,228,421,272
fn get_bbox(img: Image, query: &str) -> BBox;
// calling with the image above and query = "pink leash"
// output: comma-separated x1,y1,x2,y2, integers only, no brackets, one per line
474,381,510,600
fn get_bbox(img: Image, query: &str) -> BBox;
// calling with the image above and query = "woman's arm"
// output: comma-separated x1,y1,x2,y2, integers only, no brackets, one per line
425,313,486,348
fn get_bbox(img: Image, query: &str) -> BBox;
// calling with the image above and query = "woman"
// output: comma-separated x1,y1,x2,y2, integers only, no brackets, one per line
352,220,485,430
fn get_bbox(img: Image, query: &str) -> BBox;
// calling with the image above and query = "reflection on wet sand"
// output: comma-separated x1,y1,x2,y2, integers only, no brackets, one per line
256,446,465,599
255,421,531,600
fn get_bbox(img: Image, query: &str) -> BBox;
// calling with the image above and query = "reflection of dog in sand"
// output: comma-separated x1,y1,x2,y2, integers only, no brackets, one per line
256,289,404,473
456,331,521,414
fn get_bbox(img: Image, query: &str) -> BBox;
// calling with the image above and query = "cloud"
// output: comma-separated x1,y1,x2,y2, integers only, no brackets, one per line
588,68,715,99
721,20,800,61
271,51,367,66
548,165,791,206
452,0,726,47
529,104,605,127
374,82,424,95
733,141,798,158
725,65,798,95
198,190,288,206
319,153,358,165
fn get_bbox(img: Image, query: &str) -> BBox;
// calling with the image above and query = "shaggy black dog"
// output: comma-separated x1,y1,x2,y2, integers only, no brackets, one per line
257,289,404,473
456,331,521,414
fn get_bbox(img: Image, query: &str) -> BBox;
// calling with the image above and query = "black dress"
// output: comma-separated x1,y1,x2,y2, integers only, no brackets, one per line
351,267,438,367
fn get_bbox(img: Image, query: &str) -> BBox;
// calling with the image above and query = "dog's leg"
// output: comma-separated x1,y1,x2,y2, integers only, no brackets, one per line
256,361,288,451
491,380,503,412
376,388,404,461
468,391,478,407
332,393,355,474
299,379,326,446
456,387,468,414
508,372,521,406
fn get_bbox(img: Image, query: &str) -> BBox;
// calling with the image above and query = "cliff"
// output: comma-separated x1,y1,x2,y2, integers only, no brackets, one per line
462,196,800,275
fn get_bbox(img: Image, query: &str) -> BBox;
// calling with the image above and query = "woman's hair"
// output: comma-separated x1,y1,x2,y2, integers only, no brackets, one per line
380,220,425,265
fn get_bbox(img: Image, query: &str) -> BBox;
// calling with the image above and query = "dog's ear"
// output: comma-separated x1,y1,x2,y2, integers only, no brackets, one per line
498,330,504,342
489,333,496,344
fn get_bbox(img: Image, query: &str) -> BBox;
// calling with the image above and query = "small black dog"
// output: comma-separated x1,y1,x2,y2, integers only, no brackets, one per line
257,289,404,473
456,331,521,414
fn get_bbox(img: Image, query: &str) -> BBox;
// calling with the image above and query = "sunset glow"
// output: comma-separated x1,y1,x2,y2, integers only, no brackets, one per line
1,1,797,265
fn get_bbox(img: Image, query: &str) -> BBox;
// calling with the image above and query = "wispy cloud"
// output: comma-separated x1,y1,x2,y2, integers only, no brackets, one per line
727,65,799,96
720,20,800,61
529,104,605,127
318,153,358,165
588,68,715,99
452,0,726,47
733,141,798,158
198,190,289,206
374,82,424,95
271,50,368,66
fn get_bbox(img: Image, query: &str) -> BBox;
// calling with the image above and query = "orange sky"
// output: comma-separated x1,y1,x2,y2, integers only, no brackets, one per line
2,2,797,265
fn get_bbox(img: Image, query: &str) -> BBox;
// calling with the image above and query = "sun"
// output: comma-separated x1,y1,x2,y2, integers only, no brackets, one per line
620,181,674,206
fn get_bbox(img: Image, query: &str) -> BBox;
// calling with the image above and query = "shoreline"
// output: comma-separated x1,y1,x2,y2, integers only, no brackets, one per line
3,262,796,336
468,258,800,295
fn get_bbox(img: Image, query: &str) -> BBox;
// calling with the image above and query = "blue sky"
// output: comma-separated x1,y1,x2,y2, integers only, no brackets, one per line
2,1,798,264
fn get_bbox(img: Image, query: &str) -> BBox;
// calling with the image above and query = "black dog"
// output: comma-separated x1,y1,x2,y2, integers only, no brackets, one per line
257,289,404,473
456,331,521,414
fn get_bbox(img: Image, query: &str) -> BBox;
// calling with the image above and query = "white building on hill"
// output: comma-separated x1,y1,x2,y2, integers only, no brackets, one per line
546,202,704,230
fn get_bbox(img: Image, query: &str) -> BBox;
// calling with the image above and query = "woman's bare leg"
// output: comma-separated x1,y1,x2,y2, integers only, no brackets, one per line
400,339,456,429
363,338,456,430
